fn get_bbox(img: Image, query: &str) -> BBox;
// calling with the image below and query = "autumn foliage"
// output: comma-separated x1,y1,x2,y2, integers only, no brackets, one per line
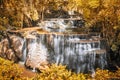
0,57,120,80
0,58,23,80
0,0,120,79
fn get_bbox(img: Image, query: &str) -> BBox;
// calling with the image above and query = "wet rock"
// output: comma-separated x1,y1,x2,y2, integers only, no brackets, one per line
0,32,50,71
25,57,49,71
0,35,24,62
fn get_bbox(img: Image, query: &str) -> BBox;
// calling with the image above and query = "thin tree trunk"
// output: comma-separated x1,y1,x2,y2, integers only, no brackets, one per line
41,6,44,21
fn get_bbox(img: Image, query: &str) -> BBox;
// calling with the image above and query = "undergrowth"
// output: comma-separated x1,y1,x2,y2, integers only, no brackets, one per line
0,57,120,80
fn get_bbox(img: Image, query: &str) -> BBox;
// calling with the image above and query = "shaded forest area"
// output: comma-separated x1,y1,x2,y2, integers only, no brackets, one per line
0,0,120,69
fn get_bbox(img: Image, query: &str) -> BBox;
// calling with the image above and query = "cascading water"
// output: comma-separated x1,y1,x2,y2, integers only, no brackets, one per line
24,34,49,70
46,33,107,73
21,38,27,63
19,17,108,74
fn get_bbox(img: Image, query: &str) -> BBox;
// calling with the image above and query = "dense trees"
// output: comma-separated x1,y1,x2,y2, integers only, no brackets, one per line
1,0,120,33
0,0,69,29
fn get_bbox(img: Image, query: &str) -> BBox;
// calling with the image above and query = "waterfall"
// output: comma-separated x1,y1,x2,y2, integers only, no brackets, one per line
43,33,107,73
17,17,108,74
20,32,108,73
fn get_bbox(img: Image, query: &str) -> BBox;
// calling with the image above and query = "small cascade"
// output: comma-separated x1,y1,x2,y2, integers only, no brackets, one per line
38,17,83,32
23,34,50,71
38,19,71,32
21,38,27,63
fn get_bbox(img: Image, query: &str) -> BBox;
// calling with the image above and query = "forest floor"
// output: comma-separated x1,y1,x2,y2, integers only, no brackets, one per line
18,64,36,78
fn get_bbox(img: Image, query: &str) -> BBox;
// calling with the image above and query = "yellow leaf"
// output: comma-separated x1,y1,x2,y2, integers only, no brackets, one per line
83,8,90,18
88,0,100,8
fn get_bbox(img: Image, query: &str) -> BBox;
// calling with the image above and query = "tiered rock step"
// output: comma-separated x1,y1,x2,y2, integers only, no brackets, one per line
85,49,107,54
10,27,105,44
10,27,87,35
44,18,83,21
10,27,42,32
74,49,106,55
93,49,106,54
68,40,101,43
9,27,101,36
47,32,88,36
10,28,105,45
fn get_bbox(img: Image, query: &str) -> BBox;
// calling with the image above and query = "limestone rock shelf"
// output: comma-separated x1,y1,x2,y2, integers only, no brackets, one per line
85,49,107,54
68,40,101,43
93,49,106,54
9,27,98,35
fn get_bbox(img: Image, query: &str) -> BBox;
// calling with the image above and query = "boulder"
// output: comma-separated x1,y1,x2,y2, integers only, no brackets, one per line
0,35,24,62
0,32,50,71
